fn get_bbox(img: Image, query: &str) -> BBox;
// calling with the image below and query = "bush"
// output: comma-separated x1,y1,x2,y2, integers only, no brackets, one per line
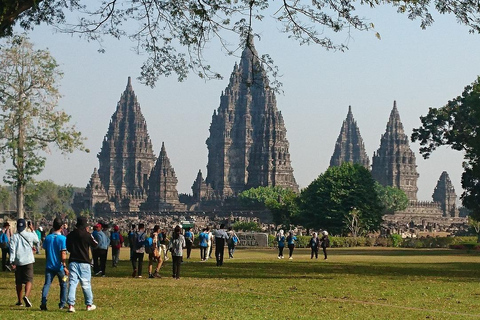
390,234,403,247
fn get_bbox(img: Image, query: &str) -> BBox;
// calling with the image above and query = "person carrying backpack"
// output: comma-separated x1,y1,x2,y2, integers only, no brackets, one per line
286,231,297,260
227,227,238,259
184,227,194,259
1,221,12,271
198,228,208,261
110,225,123,268
131,223,146,278
148,225,163,278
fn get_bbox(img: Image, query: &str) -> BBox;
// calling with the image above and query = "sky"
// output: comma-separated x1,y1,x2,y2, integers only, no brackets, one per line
2,4,478,202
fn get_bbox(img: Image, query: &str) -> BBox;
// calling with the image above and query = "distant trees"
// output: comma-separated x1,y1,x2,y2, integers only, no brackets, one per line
25,180,76,220
298,163,384,235
0,34,87,218
412,77,480,220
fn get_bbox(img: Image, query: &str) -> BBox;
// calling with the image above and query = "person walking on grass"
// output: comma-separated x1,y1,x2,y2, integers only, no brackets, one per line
148,225,163,278
184,227,194,259
9,218,39,308
198,228,208,261
40,217,69,311
320,231,330,260
286,231,297,260
110,225,123,268
206,227,213,260
309,232,320,259
131,223,146,278
168,225,186,279
66,216,98,313
227,227,238,258
92,223,109,277
214,224,229,266
1,221,12,271
276,230,285,259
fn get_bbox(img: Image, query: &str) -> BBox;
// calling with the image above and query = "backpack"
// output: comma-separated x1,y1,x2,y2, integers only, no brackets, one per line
136,232,146,250
0,231,7,249
144,236,153,254
232,235,238,246
111,232,120,247
128,231,137,249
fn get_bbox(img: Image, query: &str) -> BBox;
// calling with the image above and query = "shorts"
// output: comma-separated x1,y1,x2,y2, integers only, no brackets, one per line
15,263,34,285
149,247,163,262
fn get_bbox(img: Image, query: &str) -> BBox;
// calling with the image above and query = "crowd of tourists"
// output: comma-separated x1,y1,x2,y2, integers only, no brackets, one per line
0,217,329,313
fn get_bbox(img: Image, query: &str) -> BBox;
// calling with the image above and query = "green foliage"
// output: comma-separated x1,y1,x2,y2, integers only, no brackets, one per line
299,163,384,235
0,34,87,218
0,185,10,210
390,234,403,247
238,186,299,227
232,221,261,232
412,77,480,219
375,183,409,213
24,180,75,220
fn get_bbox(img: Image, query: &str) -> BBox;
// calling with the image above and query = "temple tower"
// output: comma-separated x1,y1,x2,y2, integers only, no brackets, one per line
330,106,370,168
146,142,185,211
371,101,419,200
432,171,459,217
205,37,298,197
97,77,156,198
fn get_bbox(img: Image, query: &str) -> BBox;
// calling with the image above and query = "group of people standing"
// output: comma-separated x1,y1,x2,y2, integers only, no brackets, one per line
276,230,330,260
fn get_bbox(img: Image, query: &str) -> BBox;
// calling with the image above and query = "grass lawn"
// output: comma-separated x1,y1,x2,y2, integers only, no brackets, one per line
1,247,480,319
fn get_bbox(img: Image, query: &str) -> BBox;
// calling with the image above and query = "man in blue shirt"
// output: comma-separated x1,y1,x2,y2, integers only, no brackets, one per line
40,217,68,311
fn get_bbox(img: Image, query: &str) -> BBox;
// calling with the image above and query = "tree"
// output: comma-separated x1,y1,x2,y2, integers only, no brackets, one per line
238,186,299,227
375,183,409,214
232,221,262,232
298,162,384,235
411,77,480,220
0,35,87,219
2,0,480,87
25,180,75,220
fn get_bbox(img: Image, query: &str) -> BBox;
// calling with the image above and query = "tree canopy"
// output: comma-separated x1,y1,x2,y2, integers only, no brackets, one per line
238,186,299,227
0,34,87,218
375,183,409,214
298,163,384,235
412,76,480,220
2,0,480,87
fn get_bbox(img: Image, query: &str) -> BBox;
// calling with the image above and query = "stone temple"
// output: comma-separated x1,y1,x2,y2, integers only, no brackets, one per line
193,37,299,202
74,77,186,213
330,102,462,229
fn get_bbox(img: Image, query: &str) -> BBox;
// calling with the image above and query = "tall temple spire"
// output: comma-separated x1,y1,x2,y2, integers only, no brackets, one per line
146,142,184,210
371,101,419,200
432,171,459,217
205,40,298,197
329,106,369,168
97,77,156,197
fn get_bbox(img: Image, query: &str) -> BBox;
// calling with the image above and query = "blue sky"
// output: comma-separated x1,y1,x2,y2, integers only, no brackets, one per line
2,4,478,202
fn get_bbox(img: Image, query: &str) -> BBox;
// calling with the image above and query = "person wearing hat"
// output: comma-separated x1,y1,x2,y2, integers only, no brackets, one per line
110,225,123,268
66,217,98,312
1,221,12,271
9,218,39,307
92,223,109,277
320,231,330,260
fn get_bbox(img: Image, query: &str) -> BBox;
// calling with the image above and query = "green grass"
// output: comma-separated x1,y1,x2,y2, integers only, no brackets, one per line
2,247,480,319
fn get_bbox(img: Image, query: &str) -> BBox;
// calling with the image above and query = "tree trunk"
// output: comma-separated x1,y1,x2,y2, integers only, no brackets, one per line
16,183,24,219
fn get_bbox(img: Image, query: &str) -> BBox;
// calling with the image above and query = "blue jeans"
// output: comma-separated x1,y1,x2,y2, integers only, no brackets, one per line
41,268,67,308
67,262,93,306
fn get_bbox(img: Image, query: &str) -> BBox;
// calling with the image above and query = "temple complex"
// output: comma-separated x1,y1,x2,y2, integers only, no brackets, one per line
331,102,463,231
329,106,370,169
202,37,298,200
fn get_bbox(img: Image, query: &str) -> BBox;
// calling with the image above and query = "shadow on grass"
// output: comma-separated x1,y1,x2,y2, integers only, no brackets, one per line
7,249,480,283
